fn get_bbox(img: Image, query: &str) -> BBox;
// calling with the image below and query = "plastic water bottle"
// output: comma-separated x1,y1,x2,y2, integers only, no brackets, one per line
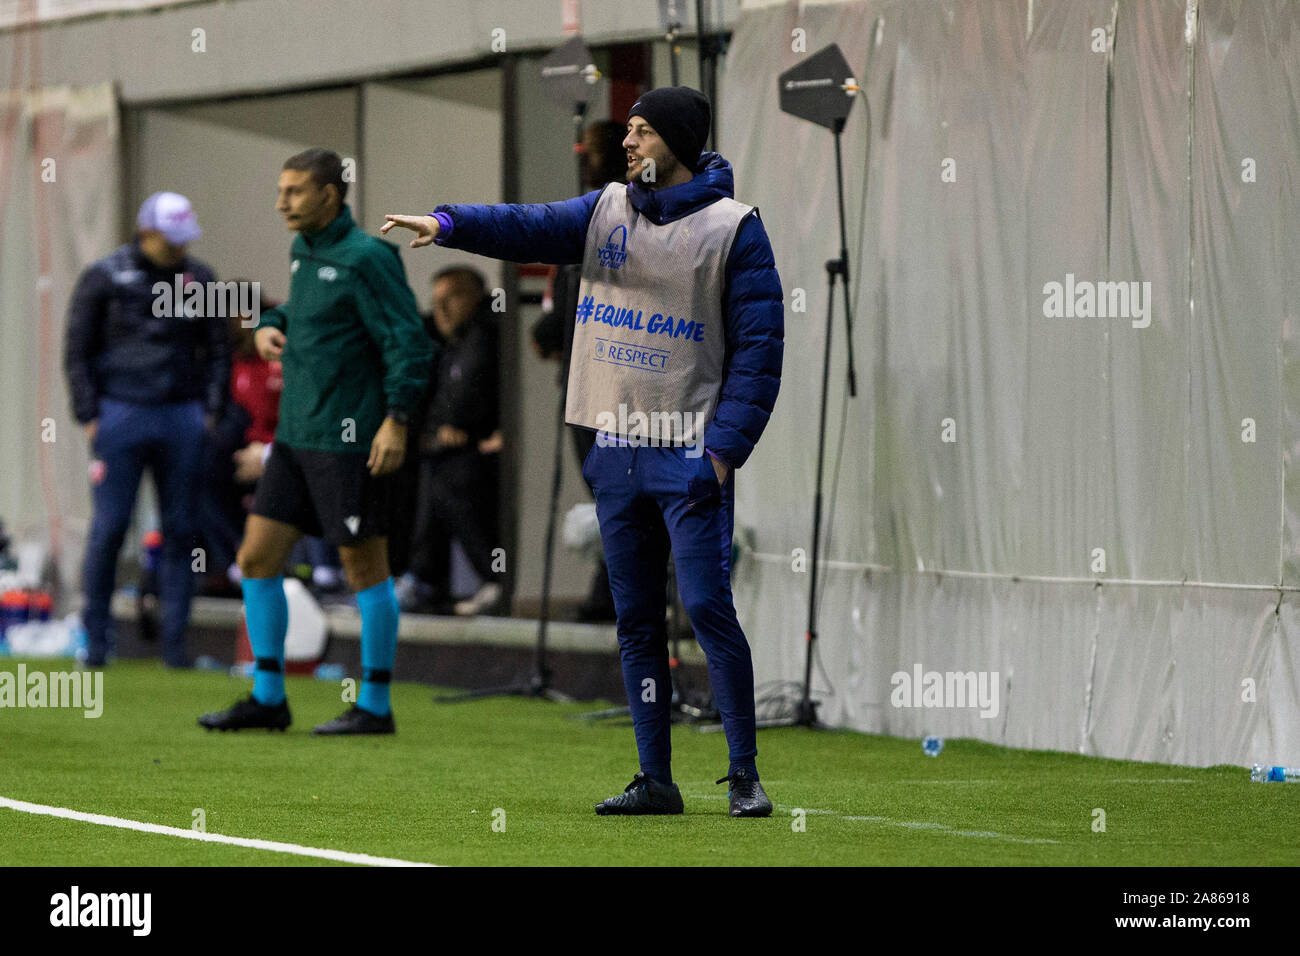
30,591,52,622
139,530,163,600
1250,764,1300,783
1,589,30,646
314,663,345,682
922,735,944,757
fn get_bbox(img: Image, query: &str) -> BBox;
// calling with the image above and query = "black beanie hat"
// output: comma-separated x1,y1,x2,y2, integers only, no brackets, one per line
627,86,711,172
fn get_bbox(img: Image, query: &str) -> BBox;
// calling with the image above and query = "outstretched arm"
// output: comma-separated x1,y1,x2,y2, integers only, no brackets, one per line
381,187,606,264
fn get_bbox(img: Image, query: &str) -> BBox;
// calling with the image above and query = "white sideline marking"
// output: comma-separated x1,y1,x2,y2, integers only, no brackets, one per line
0,796,438,867
1106,778,1196,784
837,814,1059,845
684,787,1061,845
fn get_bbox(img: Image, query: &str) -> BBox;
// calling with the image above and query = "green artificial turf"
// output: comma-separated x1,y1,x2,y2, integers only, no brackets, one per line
1,658,1297,866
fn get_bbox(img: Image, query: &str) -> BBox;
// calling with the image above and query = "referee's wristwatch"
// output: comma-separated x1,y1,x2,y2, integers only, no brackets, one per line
386,407,410,426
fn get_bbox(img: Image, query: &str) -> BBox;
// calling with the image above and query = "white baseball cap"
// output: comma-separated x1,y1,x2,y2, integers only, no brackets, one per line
137,191,202,245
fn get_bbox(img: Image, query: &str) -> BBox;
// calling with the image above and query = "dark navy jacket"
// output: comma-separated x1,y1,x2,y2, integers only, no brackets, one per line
433,152,783,469
422,300,500,451
63,241,229,424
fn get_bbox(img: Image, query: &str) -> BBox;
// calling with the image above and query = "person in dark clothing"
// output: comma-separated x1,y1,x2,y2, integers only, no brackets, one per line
194,313,251,597
398,266,505,616
64,191,230,668
196,294,282,596
530,120,628,622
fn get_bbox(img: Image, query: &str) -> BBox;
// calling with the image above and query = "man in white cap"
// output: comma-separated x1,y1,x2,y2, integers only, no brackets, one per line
64,191,229,668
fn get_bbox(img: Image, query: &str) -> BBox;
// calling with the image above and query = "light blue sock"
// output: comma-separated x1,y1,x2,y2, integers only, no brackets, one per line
356,578,398,716
242,576,287,706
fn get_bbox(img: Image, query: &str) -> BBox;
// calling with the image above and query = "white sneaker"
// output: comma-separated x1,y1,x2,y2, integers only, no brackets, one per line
454,582,504,617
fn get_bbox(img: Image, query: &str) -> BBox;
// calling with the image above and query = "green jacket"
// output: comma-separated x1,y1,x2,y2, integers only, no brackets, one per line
257,205,434,453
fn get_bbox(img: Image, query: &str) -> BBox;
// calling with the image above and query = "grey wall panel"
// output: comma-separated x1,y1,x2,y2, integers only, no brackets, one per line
1264,597,1300,759
1020,0,1113,582
1084,584,1181,764
1186,2,1294,587
996,580,1099,753
1087,586,1279,766
1097,0,1190,584
125,89,359,301
362,72,503,314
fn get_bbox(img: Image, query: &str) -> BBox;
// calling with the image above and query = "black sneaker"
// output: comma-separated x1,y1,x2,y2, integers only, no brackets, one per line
311,706,395,736
594,772,684,815
717,769,773,817
198,696,291,732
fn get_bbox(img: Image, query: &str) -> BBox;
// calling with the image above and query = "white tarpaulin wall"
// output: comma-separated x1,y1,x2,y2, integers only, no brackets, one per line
0,83,119,599
722,0,1300,766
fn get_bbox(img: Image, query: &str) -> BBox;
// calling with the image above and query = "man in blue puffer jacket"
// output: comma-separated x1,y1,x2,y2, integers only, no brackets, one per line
384,87,783,817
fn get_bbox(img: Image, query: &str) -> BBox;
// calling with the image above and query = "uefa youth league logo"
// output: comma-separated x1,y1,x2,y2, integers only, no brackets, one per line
598,225,628,270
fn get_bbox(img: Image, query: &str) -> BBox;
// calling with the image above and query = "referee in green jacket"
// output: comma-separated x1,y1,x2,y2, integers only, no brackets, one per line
200,148,434,735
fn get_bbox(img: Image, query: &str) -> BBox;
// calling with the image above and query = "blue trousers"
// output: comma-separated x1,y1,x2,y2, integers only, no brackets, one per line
82,398,206,666
582,443,757,776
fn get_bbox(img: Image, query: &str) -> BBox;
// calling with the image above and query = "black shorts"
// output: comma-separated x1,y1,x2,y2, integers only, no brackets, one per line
251,442,393,545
